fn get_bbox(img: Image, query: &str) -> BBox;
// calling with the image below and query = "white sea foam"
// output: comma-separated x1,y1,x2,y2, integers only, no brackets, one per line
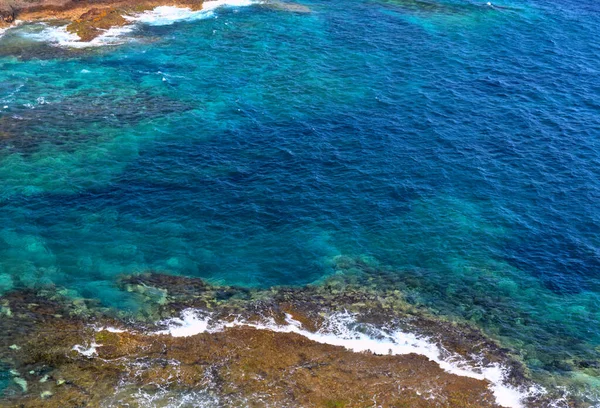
72,342,102,357
17,0,256,48
0,20,23,39
157,310,210,337
158,309,536,408
127,388,219,408
125,6,214,25
22,23,134,48
125,0,257,26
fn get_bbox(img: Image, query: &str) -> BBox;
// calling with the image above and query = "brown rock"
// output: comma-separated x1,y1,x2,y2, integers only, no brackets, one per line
0,275,570,407
0,6,15,23
67,8,128,42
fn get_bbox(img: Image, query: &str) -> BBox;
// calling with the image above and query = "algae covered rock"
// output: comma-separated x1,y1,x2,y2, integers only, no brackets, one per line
0,269,572,407
67,8,128,42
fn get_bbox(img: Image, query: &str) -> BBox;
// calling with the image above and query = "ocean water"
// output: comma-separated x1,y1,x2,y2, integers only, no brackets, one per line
0,0,599,403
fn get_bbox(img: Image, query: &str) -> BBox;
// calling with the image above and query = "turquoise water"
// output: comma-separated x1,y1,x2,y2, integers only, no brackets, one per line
1,0,600,401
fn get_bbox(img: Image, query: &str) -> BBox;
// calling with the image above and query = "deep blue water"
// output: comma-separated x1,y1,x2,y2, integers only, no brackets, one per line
1,0,599,400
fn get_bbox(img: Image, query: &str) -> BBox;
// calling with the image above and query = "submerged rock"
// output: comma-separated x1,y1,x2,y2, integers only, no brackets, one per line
0,90,193,153
262,0,311,13
39,391,52,399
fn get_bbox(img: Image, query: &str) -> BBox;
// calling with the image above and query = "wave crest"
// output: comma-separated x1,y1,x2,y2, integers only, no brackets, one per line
126,0,257,26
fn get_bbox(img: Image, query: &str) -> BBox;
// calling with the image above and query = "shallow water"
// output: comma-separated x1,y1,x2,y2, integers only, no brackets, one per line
1,0,599,402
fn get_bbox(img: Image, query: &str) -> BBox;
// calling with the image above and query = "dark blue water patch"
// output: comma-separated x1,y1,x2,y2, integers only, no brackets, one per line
1,110,422,289
503,232,600,295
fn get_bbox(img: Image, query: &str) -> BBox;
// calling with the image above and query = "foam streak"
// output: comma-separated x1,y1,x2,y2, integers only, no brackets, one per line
159,309,535,408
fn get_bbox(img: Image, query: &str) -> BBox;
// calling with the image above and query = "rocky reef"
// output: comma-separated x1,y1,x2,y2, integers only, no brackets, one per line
0,257,571,407
0,0,310,43
0,0,205,41
1,317,499,406
0,90,194,152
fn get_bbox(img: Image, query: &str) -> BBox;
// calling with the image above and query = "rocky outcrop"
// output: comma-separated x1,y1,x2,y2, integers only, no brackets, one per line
0,291,502,407
0,0,203,37
2,323,504,407
0,0,311,40
66,8,129,41
0,5,15,24
0,264,570,407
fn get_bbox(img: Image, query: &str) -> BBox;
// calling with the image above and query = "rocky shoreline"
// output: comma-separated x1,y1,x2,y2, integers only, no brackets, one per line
0,257,573,407
0,0,206,42
0,0,310,42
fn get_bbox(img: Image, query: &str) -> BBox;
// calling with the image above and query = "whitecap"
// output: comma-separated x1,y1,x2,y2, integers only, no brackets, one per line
201,0,258,13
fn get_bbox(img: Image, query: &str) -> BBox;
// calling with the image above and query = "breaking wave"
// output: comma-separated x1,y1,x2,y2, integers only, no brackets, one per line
12,0,258,48
19,23,134,48
153,309,542,408
126,0,258,26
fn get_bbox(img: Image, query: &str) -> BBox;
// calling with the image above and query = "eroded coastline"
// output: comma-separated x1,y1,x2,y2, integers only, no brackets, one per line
0,257,572,407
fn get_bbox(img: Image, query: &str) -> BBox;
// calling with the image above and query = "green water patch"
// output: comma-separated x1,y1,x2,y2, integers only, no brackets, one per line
0,219,343,305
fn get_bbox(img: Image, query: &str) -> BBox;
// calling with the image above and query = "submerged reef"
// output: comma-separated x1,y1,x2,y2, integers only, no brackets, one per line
0,90,193,153
0,258,572,407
